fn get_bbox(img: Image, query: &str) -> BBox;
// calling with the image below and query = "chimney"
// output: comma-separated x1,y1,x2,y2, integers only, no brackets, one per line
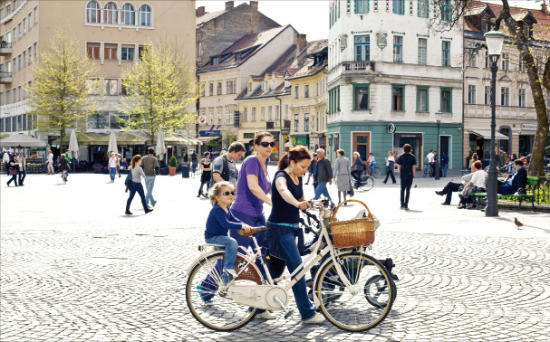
196,6,205,17
250,1,258,13
542,2,549,15
297,34,307,55
225,1,234,11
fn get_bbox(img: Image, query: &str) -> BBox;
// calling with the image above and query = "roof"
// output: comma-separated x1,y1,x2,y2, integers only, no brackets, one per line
198,26,291,73
196,9,226,27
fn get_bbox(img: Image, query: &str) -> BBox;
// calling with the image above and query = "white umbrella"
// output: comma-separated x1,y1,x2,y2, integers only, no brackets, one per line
69,129,79,160
155,130,166,159
107,131,118,155
0,133,47,148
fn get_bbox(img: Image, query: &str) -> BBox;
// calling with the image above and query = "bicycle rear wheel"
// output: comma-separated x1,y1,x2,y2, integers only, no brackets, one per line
186,252,261,331
373,167,381,178
357,176,374,192
314,253,394,331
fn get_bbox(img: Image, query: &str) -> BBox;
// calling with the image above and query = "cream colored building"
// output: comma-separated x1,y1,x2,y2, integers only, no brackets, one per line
0,0,196,160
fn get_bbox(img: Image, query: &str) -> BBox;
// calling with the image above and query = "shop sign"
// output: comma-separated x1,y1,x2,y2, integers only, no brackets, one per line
293,136,308,145
520,124,537,131
199,130,221,135
26,158,45,173
198,115,207,126
281,128,290,135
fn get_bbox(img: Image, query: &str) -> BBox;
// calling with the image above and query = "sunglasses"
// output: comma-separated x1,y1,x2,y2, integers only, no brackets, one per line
221,191,236,196
259,142,276,148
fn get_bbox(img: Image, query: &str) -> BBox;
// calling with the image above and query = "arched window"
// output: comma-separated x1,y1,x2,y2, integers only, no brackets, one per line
138,4,152,26
121,3,135,25
86,1,100,24
104,2,118,25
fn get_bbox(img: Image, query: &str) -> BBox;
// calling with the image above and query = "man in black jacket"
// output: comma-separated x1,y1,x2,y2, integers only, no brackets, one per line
396,144,416,210
312,149,333,203
497,159,528,195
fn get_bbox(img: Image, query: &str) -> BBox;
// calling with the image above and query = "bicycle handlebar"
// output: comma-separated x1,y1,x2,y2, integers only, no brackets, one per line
237,226,267,237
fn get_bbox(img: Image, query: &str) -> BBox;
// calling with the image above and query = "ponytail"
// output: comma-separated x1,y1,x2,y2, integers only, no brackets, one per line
278,154,290,170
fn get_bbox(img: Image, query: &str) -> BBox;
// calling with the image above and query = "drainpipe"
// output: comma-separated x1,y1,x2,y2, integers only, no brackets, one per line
275,96,284,160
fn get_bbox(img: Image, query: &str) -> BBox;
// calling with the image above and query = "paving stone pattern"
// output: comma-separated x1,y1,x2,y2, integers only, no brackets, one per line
1,172,549,341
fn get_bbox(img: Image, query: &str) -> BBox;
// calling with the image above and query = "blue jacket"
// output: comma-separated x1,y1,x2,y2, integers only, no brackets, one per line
205,203,242,239
509,167,527,191
352,157,364,171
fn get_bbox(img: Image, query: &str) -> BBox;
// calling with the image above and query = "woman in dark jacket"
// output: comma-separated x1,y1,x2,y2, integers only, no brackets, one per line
58,154,71,182
197,152,212,198
6,155,19,187
351,152,364,188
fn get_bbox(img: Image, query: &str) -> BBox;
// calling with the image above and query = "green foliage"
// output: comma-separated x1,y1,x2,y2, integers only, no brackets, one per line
25,27,99,149
169,155,177,167
118,43,199,145
206,138,221,147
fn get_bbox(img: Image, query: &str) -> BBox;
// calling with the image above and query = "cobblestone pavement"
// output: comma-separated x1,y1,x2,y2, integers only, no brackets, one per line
1,170,550,341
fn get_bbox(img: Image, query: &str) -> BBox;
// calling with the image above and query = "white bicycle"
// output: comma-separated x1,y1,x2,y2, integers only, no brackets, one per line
185,200,395,331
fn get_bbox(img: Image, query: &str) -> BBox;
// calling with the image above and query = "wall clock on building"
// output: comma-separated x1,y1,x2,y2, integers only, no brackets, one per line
387,123,396,133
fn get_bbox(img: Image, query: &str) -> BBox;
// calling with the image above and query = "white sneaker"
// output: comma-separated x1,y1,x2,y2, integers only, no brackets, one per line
256,311,276,320
303,313,325,324
225,268,238,278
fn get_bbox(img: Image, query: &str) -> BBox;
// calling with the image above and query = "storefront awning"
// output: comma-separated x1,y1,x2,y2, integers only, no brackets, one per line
470,130,508,140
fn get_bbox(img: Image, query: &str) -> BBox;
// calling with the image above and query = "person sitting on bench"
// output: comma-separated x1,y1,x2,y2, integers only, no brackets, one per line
497,159,527,195
436,163,476,205
458,160,487,209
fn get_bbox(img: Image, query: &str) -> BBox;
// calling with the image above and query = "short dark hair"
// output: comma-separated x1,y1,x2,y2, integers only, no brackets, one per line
403,144,412,153
514,159,524,166
228,142,246,153
203,151,210,157
148,148,154,155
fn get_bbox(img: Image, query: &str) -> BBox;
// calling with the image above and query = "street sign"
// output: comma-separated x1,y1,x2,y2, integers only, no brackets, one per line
198,115,207,126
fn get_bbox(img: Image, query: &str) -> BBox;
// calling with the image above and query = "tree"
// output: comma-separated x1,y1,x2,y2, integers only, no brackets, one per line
26,27,98,150
118,43,198,145
431,0,549,176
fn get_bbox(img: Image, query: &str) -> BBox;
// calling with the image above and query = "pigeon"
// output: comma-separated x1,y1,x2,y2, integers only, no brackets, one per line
514,218,524,230
414,184,417,188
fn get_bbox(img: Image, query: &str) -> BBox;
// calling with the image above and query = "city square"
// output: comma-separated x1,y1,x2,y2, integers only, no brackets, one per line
1,170,549,341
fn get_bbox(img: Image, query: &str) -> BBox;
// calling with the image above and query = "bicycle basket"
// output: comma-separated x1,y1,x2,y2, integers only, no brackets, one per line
328,199,375,248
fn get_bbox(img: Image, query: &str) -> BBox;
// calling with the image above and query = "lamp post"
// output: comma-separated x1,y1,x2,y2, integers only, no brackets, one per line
484,30,505,217
435,120,441,180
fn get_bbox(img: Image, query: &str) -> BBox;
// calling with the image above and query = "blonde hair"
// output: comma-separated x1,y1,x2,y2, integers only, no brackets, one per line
388,151,394,157
208,181,234,205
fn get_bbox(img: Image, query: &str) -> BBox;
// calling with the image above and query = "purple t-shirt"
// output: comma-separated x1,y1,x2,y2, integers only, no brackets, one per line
232,155,272,218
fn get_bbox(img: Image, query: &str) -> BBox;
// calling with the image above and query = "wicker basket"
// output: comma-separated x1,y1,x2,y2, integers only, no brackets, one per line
329,199,375,248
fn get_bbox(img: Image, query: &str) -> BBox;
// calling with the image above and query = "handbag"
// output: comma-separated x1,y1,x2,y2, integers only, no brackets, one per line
9,168,17,176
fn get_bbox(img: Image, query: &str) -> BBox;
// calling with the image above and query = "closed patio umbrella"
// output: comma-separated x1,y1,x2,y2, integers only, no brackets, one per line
107,131,118,154
69,130,79,172
155,130,167,160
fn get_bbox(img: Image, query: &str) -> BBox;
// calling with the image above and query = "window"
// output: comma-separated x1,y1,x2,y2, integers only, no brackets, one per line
468,49,477,67
304,113,309,132
251,107,256,121
417,86,429,112
86,1,101,24
103,2,118,24
226,80,235,94
121,3,135,25
354,85,369,110
305,85,309,98
121,46,135,61
295,86,299,99
519,57,526,72
33,42,37,60
217,82,222,95
441,0,452,21
355,0,368,14
418,38,427,65
519,89,526,107
138,4,151,26
284,104,289,119
87,113,109,129
442,41,451,67
209,83,213,96
22,51,26,68
242,107,248,122
18,23,21,38
393,0,404,15
354,35,370,61
104,44,117,60
110,113,129,129
294,114,299,132
87,43,100,59
275,105,280,120
485,86,490,105
17,55,21,70
23,18,26,33
260,107,265,121
501,87,509,106
103,79,118,96
440,88,452,112
27,47,31,65
418,0,429,18
501,53,509,70
268,106,273,121
34,6,37,24
468,85,476,104
392,85,405,111
86,78,101,95
393,36,403,63
28,13,32,31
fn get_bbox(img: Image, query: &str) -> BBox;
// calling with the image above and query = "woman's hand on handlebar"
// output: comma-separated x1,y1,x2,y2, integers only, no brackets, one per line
241,224,252,235
296,201,312,210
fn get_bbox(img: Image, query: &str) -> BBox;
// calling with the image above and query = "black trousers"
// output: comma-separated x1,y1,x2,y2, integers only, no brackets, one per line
351,170,362,186
198,180,210,196
400,177,413,208
383,167,396,183
441,182,461,204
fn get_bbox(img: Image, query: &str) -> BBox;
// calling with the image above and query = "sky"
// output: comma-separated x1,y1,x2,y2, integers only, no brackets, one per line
196,0,544,41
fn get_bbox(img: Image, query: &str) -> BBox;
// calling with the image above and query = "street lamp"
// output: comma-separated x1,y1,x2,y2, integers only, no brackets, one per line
484,30,505,217
435,120,440,180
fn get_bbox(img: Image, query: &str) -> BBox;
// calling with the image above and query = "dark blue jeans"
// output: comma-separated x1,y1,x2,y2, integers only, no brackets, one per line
18,170,26,185
126,182,148,212
400,177,413,208
265,222,316,320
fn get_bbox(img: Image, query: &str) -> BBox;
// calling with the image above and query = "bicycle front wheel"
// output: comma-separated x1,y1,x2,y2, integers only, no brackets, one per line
186,252,260,331
357,177,374,192
314,253,394,331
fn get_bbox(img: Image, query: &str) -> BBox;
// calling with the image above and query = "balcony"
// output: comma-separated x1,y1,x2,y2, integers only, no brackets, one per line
0,72,13,83
0,42,13,56
342,60,376,73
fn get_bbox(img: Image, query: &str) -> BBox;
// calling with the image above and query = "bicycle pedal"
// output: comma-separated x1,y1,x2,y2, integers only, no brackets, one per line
284,310,294,319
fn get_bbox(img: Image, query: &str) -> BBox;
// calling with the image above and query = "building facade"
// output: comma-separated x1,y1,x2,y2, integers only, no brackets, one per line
0,0,196,162
464,1,550,166
327,0,463,170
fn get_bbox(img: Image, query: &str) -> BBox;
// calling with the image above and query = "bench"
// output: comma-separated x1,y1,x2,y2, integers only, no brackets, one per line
467,176,540,210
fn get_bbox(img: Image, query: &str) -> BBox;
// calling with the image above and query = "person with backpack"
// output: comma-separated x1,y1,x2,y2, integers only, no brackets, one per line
211,142,246,187
396,144,416,210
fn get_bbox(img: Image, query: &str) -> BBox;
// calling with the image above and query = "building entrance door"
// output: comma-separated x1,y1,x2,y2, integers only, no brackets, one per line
440,136,450,167
393,133,423,171
352,132,370,168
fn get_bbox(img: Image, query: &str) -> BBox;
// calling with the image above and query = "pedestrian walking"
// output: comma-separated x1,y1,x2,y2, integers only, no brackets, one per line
312,148,333,203
351,152,364,188
6,155,19,187
197,152,212,198
58,154,70,183
333,149,351,205
125,155,153,215
383,151,396,184
141,148,159,207
367,152,376,176
46,150,55,175
305,152,317,185
17,151,27,186
396,144,416,210
499,148,508,168
426,150,435,177
3,150,11,176
441,152,449,177
108,152,117,183
116,153,122,178
191,150,198,175
211,142,245,187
